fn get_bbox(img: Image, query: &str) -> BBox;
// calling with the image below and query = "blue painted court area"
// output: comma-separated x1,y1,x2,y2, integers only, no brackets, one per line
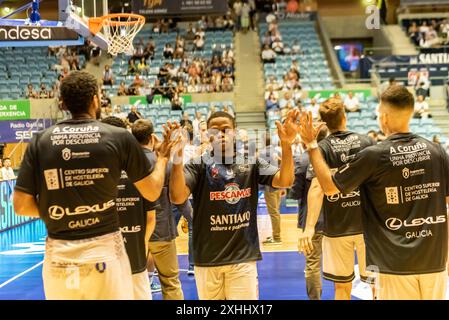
0,220,379,300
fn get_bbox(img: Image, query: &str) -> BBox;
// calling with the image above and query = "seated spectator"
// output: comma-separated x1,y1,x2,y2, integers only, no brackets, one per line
291,40,301,54
39,84,50,99
117,81,128,96
344,91,360,112
266,92,279,111
143,41,155,60
414,95,432,119
187,78,200,93
306,98,320,120
265,86,279,100
193,35,205,51
180,112,192,127
127,105,143,124
265,76,281,91
261,45,276,63
152,20,161,33
408,21,420,45
102,65,114,86
132,74,144,88
211,71,222,92
163,43,174,59
177,80,187,94
280,92,295,109
171,93,183,111
281,102,295,121
222,74,234,92
128,59,137,76
164,79,177,100
25,84,37,99
192,111,205,134
415,82,428,98
101,105,113,120
286,0,299,13
100,89,111,108
271,37,284,54
137,58,149,75
113,106,127,120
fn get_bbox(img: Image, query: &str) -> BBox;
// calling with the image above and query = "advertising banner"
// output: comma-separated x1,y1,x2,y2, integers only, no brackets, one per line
133,0,228,17
0,119,53,143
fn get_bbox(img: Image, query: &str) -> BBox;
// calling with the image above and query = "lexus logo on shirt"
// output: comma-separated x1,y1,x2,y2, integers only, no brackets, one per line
385,216,447,231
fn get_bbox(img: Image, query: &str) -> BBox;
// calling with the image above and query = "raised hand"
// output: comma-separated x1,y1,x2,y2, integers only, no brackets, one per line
156,120,184,160
298,111,326,145
276,109,301,144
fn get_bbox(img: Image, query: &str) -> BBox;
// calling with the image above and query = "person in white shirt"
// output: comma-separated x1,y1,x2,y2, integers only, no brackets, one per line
306,98,320,120
1,158,16,180
343,91,360,112
414,95,431,119
261,45,276,63
113,106,128,121
192,111,204,136
272,38,284,54
279,92,295,109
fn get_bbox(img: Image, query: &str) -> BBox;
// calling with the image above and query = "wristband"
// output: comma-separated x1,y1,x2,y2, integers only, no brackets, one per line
306,140,318,150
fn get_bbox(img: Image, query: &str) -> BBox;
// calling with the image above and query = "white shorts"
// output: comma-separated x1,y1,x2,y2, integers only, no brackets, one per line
132,271,152,300
42,231,134,300
195,262,258,300
322,234,369,283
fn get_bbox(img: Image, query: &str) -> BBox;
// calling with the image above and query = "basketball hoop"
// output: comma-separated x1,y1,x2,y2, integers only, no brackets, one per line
88,13,145,56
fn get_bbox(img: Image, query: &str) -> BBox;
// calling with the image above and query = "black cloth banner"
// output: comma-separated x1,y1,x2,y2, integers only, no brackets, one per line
133,0,228,17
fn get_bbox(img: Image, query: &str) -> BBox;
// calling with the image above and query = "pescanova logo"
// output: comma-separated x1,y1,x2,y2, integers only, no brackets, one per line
209,183,251,204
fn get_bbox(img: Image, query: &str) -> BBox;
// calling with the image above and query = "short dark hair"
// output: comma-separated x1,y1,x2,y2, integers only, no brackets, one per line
60,71,99,115
132,119,154,145
207,111,236,128
319,98,345,131
101,116,127,129
380,85,414,110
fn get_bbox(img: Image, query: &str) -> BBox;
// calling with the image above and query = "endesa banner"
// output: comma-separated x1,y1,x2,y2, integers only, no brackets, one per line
133,0,228,16
0,119,53,143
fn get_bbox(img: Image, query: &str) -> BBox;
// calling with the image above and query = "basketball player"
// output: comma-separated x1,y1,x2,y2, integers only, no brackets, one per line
169,110,298,300
13,71,178,300
101,116,156,300
298,85,449,300
132,119,185,300
298,98,375,300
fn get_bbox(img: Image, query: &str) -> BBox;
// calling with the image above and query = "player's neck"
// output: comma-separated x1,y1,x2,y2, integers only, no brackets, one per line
72,112,95,120
330,126,347,134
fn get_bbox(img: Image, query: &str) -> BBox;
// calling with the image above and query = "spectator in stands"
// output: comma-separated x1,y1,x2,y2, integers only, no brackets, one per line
102,65,114,86
415,82,428,98
127,105,143,124
408,22,420,45
266,92,280,111
61,67,70,78
415,73,430,96
177,80,187,94
163,43,174,59
100,89,111,109
152,20,161,33
432,135,441,145
281,101,295,121
132,74,144,88
211,70,222,92
262,44,277,63
192,111,204,135
137,58,149,76
222,74,234,92
343,91,360,112
144,40,155,60
187,78,200,93
279,92,295,109
266,76,281,91
25,84,37,99
193,35,205,51
272,37,284,54
128,59,138,76
414,95,432,119
39,84,50,99
1,158,15,180
306,98,320,120
171,93,183,111
117,81,128,96
419,20,430,35
292,40,302,55
180,112,192,127
113,106,127,120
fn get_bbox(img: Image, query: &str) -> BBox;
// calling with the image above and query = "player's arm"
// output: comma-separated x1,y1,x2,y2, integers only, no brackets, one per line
272,109,299,188
144,209,156,255
135,122,180,202
299,178,324,255
169,155,192,205
13,191,40,218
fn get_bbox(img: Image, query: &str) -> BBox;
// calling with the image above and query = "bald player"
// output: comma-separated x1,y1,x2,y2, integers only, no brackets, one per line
298,85,449,300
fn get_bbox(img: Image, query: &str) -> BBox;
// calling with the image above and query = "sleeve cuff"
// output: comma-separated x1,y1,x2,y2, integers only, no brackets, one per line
14,185,36,196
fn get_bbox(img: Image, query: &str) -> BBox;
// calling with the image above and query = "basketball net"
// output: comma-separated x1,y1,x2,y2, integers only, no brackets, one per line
89,14,145,56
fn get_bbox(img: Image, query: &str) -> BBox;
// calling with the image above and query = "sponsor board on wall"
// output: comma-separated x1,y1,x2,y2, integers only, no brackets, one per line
0,119,54,143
